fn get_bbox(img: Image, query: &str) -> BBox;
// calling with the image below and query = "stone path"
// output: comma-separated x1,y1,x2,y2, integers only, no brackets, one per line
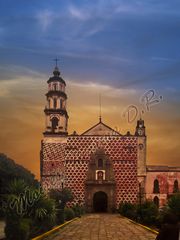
0,221,5,239
48,214,157,240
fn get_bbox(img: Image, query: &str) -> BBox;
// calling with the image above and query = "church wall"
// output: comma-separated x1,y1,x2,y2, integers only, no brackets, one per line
113,160,138,205
41,135,139,207
40,138,66,191
146,170,180,206
65,160,89,204
40,66,180,211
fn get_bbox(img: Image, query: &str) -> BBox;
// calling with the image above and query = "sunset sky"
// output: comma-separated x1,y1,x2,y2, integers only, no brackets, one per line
0,0,180,179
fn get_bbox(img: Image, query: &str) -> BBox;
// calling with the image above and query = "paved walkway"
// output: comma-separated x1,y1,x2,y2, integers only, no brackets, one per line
48,214,157,240
0,221,5,239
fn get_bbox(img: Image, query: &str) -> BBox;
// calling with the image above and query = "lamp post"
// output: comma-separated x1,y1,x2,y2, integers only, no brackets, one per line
139,183,142,205
138,182,142,221
60,172,66,190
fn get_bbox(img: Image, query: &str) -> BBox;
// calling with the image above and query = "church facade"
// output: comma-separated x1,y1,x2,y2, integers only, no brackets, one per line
40,66,180,211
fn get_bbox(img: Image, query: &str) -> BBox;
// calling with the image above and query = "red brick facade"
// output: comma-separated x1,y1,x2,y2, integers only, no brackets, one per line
40,67,180,210
41,135,138,208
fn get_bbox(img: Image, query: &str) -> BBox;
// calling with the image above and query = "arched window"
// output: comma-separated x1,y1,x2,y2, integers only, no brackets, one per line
51,117,59,132
53,84,57,91
48,99,50,108
153,179,160,193
98,159,103,168
153,196,159,208
53,99,57,109
97,171,103,181
173,180,179,193
60,99,63,109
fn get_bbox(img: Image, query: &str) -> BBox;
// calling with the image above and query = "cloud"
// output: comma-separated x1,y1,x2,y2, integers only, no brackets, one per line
0,64,179,179
36,9,54,31
151,57,176,62
0,0,180,177
115,1,180,15
68,80,137,97
67,1,180,23
69,5,90,21
0,65,45,81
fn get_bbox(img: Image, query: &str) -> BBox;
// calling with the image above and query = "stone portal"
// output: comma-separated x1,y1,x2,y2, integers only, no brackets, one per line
86,148,116,212
93,191,108,212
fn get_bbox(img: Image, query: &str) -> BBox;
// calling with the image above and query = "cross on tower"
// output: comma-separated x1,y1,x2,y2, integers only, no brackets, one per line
53,58,60,67
99,94,102,122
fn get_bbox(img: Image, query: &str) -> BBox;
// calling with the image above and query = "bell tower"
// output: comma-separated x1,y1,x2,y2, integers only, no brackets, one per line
135,118,146,136
135,118,146,198
43,63,68,136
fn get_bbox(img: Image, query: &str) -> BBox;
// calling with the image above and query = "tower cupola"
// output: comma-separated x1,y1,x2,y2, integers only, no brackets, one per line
135,118,146,136
53,66,60,76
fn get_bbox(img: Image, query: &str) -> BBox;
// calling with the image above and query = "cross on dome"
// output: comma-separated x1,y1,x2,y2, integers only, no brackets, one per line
53,57,60,67
53,58,60,76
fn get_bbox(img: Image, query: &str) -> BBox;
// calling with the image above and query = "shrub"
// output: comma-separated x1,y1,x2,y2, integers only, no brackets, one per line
119,201,159,226
136,201,158,225
30,195,57,237
155,206,169,228
72,204,85,217
56,209,65,224
118,202,137,220
5,217,31,240
167,193,180,220
3,179,57,239
49,188,74,210
64,208,75,221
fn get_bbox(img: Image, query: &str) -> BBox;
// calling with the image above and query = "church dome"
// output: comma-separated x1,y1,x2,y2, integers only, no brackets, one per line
47,66,66,85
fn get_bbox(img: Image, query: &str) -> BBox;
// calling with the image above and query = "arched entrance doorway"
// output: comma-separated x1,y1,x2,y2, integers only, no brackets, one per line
93,191,108,212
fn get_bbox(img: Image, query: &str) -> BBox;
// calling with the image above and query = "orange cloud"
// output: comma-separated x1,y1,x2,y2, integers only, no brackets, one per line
0,73,179,180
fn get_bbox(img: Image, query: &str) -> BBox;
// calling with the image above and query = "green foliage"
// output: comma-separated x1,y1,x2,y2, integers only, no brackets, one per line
6,178,28,195
0,154,39,218
2,179,57,239
49,188,74,225
49,188,74,209
72,204,86,217
64,207,75,221
118,202,136,220
5,217,31,240
30,193,57,236
155,206,169,228
119,201,159,225
56,209,65,224
136,201,158,225
0,153,38,194
167,193,180,220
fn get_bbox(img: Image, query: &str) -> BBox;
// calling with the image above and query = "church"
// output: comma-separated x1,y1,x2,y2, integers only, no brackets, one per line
40,65,180,212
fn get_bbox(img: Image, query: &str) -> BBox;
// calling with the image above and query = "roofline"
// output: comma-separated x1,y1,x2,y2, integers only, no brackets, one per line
81,120,121,136
147,165,180,172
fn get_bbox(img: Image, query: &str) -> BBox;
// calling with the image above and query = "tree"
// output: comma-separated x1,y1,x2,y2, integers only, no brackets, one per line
49,188,74,209
118,202,136,220
49,188,74,224
136,200,159,225
168,193,180,220
0,153,38,193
